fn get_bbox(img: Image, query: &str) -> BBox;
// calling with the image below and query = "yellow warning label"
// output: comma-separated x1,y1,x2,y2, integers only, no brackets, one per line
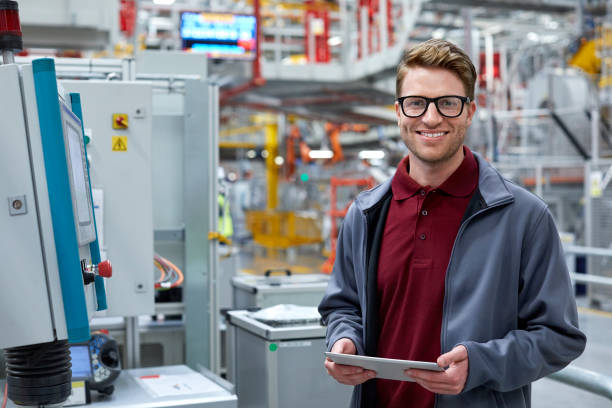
112,136,128,152
112,113,129,129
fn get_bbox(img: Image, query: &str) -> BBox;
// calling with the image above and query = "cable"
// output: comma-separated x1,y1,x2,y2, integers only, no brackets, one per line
2,382,7,408
158,255,184,288
154,254,184,290
153,258,166,284
154,259,171,290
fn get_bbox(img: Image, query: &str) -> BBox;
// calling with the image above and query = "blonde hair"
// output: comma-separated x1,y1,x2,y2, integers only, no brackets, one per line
396,39,477,100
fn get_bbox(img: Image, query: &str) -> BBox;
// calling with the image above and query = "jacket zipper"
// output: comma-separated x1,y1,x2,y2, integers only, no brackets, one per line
435,197,513,408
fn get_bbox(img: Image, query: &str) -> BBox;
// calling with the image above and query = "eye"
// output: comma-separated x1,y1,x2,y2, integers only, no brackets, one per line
439,98,458,107
406,99,425,107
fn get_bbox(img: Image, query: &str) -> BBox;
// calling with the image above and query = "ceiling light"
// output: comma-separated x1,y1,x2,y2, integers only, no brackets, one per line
432,29,445,39
527,32,539,42
358,150,385,160
328,36,343,46
546,21,559,30
309,150,334,159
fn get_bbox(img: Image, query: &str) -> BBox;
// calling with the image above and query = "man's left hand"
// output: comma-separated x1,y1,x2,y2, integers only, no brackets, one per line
405,345,469,395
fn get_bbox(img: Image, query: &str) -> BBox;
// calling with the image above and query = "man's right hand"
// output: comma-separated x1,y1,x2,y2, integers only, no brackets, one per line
324,338,377,385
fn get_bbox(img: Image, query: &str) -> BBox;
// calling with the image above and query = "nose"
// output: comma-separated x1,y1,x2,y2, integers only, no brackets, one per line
422,101,443,127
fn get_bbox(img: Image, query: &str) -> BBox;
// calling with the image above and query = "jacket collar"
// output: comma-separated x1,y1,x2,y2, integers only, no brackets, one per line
355,151,514,212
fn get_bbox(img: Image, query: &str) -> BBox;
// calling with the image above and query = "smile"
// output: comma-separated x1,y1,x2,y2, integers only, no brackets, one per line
417,131,446,138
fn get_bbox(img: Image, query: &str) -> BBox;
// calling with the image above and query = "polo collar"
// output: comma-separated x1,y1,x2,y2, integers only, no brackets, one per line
391,146,478,200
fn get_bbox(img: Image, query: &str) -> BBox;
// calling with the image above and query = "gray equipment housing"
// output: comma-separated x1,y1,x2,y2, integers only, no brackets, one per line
231,273,329,309
226,310,352,408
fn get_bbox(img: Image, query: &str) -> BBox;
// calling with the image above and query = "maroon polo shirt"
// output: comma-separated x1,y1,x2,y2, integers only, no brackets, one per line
375,146,478,408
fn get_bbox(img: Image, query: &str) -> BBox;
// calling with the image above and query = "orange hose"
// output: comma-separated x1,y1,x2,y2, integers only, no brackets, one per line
159,255,184,288
2,382,7,408
153,259,166,289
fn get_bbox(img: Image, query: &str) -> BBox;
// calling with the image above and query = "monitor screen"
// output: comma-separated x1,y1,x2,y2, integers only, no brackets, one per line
180,11,257,59
65,122,91,226
70,345,92,379
60,101,96,246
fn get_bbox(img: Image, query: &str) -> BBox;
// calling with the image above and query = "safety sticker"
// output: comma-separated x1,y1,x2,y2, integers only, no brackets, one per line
112,136,128,152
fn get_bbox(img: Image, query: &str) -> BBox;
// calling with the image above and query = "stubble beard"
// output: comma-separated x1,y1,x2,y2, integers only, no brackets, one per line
402,123,468,166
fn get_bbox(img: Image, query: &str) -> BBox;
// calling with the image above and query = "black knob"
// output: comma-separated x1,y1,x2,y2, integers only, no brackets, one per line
100,348,119,368
82,271,95,285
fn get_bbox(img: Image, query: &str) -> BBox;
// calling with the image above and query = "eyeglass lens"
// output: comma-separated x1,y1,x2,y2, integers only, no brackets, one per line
402,96,464,117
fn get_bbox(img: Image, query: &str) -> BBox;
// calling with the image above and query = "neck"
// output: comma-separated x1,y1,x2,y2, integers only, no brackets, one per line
407,148,465,188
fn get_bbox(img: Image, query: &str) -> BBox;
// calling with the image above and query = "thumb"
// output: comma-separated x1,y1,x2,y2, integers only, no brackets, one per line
332,338,357,354
437,345,467,367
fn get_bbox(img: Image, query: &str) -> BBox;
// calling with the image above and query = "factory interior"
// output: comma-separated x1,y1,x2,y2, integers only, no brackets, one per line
2,0,612,407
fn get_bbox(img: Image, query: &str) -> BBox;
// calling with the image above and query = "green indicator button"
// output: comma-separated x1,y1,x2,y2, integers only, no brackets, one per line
269,343,278,352
300,173,309,182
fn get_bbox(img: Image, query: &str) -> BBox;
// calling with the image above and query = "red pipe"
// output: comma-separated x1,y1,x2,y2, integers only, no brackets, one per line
253,0,263,83
220,0,265,104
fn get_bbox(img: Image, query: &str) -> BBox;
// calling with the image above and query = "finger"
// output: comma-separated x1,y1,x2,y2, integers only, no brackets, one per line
334,370,376,386
331,338,357,354
325,360,366,375
413,378,463,395
405,369,448,383
407,374,451,388
438,345,467,367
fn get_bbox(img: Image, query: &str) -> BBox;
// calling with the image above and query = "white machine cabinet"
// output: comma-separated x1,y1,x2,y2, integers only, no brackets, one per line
226,310,352,408
231,273,330,309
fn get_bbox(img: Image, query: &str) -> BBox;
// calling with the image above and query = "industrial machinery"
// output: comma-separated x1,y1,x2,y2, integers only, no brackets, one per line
231,271,330,309
0,1,111,406
226,309,352,408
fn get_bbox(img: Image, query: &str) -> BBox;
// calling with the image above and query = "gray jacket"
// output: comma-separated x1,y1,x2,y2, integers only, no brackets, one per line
319,153,586,407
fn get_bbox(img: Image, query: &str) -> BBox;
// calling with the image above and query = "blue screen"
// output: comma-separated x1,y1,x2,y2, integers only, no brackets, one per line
180,12,256,59
70,345,92,379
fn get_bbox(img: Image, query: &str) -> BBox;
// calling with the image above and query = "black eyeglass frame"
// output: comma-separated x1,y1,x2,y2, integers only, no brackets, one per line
396,95,471,118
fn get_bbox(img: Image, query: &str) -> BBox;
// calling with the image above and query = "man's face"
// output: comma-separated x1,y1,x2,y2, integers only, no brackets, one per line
395,66,476,167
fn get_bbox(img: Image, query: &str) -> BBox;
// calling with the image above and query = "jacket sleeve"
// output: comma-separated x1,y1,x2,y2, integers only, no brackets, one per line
318,203,366,355
460,207,586,393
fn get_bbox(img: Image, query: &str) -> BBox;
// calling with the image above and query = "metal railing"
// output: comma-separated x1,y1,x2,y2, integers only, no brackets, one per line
565,244,612,288
545,244,612,401
549,366,612,401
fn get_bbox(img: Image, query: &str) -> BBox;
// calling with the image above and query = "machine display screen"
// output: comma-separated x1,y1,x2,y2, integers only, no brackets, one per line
60,101,96,245
66,122,91,226
180,11,256,59
69,345,92,379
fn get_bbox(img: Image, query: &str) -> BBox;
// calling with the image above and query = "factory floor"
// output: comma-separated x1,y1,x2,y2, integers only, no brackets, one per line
532,302,612,407
239,244,612,406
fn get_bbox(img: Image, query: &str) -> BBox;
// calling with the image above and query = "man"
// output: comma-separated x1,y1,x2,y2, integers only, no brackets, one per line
318,39,586,407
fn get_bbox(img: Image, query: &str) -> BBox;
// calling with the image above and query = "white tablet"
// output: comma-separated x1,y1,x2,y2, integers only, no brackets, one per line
325,352,443,382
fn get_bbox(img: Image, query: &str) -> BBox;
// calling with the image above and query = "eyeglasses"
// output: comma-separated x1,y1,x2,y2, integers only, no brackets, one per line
397,95,470,118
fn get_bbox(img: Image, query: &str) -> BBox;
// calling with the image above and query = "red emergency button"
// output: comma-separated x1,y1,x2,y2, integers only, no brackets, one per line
112,113,128,129
97,260,112,278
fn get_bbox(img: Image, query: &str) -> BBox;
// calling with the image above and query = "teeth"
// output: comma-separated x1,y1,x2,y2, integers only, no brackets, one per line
419,132,445,138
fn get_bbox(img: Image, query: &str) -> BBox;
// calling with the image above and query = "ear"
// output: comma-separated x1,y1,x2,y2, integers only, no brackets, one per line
395,101,402,126
465,100,477,126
